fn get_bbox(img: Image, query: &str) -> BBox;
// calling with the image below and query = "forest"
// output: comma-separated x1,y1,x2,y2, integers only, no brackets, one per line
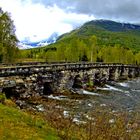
20,35,140,64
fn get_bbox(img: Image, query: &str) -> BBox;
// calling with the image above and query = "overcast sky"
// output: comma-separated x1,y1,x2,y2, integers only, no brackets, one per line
0,0,140,42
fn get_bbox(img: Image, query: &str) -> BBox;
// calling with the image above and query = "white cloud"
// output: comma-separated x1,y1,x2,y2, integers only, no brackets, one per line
0,0,95,42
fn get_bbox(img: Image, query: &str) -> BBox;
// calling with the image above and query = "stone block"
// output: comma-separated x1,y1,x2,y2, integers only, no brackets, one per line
16,79,24,85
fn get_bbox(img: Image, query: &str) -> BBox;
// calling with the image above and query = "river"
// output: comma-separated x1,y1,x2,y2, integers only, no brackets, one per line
46,78,140,123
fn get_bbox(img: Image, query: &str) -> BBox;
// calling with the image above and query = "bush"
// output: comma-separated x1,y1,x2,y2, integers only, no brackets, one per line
4,99,16,107
0,93,6,104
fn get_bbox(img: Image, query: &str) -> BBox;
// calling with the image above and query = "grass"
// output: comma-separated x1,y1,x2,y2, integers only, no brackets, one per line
0,103,60,140
16,58,46,63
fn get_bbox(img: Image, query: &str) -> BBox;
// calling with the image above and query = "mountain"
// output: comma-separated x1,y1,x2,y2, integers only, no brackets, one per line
56,20,140,51
19,32,58,49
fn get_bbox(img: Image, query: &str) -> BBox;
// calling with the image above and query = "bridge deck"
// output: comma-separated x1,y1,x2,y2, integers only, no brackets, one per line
0,62,139,77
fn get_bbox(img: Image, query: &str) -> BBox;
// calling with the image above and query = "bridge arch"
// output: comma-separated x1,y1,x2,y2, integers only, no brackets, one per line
2,87,19,99
43,82,53,95
72,74,82,88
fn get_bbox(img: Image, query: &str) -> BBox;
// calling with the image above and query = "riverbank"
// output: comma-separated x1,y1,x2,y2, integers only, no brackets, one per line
0,101,60,140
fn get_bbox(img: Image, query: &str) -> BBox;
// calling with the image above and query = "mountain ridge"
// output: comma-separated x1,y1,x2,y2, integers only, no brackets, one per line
84,19,140,32
56,19,140,51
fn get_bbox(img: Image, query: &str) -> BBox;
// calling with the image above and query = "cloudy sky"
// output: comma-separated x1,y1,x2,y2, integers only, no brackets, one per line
0,0,140,43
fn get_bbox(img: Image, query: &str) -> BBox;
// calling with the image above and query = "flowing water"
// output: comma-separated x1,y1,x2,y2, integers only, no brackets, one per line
46,78,140,122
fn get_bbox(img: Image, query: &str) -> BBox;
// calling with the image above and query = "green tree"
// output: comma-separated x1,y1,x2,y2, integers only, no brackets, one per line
77,39,88,61
135,52,140,64
0,8,18,63
88,35,97,62
64,38,80,62
45,50,57,62
56,43,66,61
125,50,134,64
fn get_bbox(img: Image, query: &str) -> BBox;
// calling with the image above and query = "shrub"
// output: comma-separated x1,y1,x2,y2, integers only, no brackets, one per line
0,93,6,104
4,99,16,107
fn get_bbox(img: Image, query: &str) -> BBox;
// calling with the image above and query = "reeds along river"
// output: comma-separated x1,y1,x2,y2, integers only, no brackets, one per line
47,78,140,123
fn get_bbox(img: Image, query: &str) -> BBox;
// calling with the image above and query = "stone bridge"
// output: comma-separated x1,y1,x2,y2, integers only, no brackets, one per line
0,62,140,99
